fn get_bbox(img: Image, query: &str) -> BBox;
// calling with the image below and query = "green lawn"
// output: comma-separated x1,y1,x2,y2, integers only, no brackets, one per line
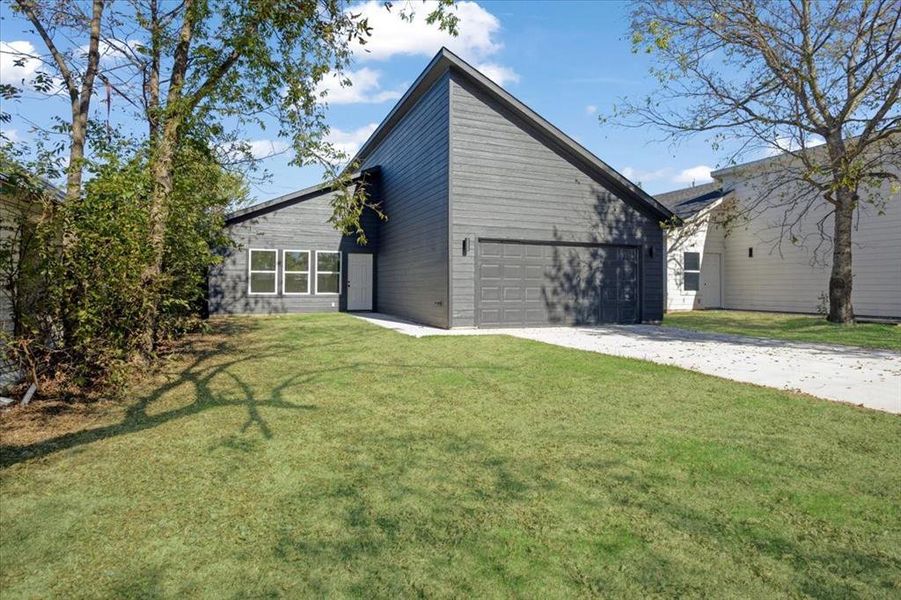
1,314,899,598
664,310,901,351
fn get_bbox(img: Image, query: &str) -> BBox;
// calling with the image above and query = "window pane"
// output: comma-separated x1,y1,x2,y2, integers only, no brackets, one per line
284,251,309,272
683,252,700,271
251,250,276,271
317,252,340,272
284,273,309,294
317,273,340,294
684,272,700,291
250,272,276,294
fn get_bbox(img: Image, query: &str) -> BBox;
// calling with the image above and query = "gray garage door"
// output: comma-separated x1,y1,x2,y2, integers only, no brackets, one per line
476,240,639,327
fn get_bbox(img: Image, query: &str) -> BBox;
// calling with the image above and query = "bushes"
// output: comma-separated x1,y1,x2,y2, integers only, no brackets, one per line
1,136,242,399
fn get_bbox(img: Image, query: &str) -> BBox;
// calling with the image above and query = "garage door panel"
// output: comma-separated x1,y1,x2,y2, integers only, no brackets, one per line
503,308,523,322
476,240,640,327
481,243,503,257
480,286,500,301
524,265,544,280
480,264,501,278
524,286,542,302
503,244,524,258
503,265,522,278
480,308,501,324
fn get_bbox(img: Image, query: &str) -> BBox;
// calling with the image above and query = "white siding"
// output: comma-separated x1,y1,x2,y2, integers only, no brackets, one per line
718,172,901,318
665,207,725,311
665,164,901,319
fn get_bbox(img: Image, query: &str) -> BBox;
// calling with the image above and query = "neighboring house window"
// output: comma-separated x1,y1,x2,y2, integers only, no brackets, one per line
315,251,341,294
683,252,700,291
249,249,278,295
283,250,310,295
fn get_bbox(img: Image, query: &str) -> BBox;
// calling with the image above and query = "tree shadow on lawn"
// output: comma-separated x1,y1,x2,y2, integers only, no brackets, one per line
1,319,515,469
0,320,318,468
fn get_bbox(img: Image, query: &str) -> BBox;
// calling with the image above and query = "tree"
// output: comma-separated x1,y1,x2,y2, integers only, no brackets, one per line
13,0,105,210
92,0,458,351
1,0,460,398
619,0,899,323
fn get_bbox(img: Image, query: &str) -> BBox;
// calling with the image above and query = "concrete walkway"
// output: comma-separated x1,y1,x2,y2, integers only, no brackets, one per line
353,313,901,414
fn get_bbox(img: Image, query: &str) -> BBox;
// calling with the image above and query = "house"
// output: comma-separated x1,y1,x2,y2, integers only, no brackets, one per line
658,153,901,318
208,48,675,328
0,171,58,336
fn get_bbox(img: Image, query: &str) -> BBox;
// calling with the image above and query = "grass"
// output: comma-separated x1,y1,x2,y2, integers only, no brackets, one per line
664,309,901,351
1,314,899,598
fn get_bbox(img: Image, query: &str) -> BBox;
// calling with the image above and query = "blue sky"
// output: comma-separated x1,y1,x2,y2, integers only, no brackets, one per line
1,1,724,202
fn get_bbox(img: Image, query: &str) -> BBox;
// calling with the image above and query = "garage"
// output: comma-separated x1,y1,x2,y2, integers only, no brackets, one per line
475,240,640,327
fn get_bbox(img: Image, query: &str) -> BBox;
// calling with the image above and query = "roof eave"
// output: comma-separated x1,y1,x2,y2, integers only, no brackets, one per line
225,168,377,225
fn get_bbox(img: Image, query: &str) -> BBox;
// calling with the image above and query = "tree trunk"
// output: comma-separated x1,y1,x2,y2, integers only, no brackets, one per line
135,127,176,354
136,0,195,355
827,189,855,324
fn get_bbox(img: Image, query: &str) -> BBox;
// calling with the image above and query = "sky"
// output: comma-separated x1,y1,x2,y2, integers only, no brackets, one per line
1,0,731,203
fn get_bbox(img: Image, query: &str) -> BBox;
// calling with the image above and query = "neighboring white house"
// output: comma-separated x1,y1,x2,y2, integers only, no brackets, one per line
658,153,901,319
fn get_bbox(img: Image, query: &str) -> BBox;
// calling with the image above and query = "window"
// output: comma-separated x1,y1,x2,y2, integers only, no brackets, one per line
248,249,277,295
683,251,700,291
283,250,310,295
282,250,310,296
748,247,754,258
315,251,341,294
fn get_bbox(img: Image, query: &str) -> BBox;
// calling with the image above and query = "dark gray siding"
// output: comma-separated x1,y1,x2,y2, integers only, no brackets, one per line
208,190,377,315
359,71,450,327
448,72,664,326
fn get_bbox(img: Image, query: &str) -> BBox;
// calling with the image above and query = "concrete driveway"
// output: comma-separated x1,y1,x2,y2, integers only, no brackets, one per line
354,313,901,413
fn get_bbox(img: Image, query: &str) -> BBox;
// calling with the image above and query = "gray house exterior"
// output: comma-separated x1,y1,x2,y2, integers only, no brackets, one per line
209,48,675,328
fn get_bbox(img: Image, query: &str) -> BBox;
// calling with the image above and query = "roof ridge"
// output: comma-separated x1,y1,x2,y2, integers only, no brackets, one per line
350,47,675,222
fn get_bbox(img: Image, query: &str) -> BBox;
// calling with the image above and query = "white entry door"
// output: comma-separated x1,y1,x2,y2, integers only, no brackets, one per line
347,253,373,311
701,252,722,308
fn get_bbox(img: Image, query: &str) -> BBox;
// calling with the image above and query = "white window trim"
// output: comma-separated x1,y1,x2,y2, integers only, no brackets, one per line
314,250,341,295
282,249,311,296
683,251,701,292
248,248,278,296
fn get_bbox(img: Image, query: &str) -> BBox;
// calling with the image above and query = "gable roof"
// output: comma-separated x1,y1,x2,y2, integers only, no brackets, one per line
351,47,675,222
656,182,728,220
226,168,376,225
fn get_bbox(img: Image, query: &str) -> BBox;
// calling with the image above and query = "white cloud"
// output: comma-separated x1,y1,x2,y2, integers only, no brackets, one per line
247,140,289,159
473,62,519,86
349,1,518,86
218,139,289,162
1,128,19,142
620,166,672,184
351,1,501,60
672,165,714,185
327,122,379,157
585,105,598,115
79,39,143,64
761,135,825,157
0,40,41,86
316,67,404,105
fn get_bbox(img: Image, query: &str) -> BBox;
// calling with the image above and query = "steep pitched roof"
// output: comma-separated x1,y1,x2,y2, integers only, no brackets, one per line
656,182,728,220
351,47,675,222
